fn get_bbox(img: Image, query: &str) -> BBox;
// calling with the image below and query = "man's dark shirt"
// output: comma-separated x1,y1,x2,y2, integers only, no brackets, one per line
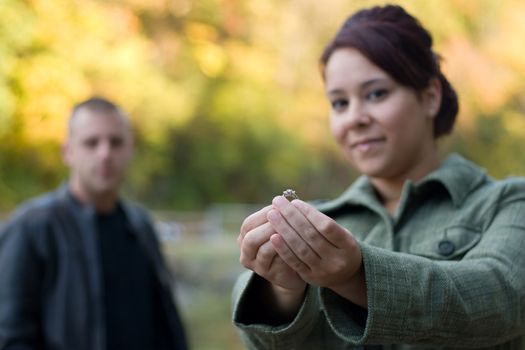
97,206,173,350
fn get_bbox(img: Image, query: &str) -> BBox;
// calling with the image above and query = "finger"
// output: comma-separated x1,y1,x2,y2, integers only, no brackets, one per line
267,208,321,265
272,196,334,251
255,240,277,271
291,199,354,248
240,222,276,263
270,233,310,275
238,205,273,244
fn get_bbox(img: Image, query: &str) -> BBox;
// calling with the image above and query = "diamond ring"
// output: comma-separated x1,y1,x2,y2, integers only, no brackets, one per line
282,189,299,201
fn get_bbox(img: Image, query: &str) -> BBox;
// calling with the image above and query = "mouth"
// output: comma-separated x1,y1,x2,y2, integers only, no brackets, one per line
98,167,116,178
350,137,385,149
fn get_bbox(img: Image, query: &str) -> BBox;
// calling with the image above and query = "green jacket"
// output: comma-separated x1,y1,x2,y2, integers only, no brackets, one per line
232,154,525,349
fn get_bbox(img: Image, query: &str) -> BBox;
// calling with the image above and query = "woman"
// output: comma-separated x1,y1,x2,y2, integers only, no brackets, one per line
232,4,525,349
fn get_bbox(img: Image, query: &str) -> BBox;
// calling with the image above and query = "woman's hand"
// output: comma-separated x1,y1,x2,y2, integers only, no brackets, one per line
238,205,307,320
238,205,307,295
267,196,367,307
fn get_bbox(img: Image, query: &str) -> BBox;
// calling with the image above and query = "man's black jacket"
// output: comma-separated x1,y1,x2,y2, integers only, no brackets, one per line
0,186,188,350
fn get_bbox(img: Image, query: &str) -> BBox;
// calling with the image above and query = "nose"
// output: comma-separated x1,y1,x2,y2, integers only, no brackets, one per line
97,140,112,160
344,100,371,129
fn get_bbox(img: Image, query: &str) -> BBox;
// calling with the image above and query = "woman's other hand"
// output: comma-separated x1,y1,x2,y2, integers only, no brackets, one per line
238,204,307,318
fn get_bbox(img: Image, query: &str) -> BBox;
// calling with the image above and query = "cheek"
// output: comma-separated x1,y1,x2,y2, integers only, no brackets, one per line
386,108,427,146
116,157,131,170
115,149,133,166
329,117,346,144
69,152,87,167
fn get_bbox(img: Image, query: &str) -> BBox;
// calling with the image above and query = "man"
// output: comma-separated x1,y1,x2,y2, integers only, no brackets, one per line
0,97,188,350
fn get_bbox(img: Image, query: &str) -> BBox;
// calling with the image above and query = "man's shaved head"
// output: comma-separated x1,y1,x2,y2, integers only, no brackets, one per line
68,97,131,137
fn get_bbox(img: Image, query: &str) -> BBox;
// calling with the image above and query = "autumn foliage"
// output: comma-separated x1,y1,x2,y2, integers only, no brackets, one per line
1,0,525,210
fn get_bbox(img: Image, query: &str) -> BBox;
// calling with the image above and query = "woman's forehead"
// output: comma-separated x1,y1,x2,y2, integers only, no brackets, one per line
324,48,390,91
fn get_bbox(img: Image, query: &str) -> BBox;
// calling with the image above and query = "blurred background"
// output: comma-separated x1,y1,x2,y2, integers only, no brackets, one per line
1,0,525,348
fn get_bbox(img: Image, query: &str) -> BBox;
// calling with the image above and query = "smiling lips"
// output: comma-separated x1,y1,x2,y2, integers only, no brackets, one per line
351,137,385,152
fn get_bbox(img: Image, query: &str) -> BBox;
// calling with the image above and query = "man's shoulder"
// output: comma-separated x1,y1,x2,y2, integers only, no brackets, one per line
120,199,156,231
0,189,64,244
120,199,150,219
9,190,62,223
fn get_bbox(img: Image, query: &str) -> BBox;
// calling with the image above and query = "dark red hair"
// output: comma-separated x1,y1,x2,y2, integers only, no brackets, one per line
320,5,458,138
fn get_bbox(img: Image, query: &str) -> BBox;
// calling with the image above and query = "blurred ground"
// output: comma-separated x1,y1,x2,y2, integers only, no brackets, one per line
153,204,261,350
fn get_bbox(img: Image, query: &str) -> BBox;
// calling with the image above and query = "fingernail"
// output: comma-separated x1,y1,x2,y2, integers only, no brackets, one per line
272,195,288,208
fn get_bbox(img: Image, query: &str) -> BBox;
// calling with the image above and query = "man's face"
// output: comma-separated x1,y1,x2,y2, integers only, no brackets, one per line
64,109,134,200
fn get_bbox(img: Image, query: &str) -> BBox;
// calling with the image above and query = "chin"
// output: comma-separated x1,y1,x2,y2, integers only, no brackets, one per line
354,160,388,177
92,182,120,196
360,170,385,179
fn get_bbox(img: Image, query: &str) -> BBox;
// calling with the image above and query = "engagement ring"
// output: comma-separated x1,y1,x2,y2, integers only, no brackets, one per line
282,189,299,201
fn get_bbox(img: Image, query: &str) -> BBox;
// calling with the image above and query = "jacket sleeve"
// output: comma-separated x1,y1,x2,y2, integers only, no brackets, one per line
321,183,525,347
0,216,45,349
232,270,365,350
231,271,317,349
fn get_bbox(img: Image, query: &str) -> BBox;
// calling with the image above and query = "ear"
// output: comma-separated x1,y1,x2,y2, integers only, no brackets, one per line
424,77,442,119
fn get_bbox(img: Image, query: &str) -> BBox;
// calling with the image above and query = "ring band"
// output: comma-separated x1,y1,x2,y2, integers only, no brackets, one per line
282,189,299,200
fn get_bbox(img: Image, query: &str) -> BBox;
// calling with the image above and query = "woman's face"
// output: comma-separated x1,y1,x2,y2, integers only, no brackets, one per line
325,48,440,183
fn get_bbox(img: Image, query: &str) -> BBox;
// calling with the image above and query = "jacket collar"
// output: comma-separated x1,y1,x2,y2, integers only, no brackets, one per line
418,153,487,206
56,183,126,217
316,153,487,213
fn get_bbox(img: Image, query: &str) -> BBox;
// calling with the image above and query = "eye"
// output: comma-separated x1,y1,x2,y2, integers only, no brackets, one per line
330,98,349,113
366,88,388,102
110,137,124,148
83,138,98,149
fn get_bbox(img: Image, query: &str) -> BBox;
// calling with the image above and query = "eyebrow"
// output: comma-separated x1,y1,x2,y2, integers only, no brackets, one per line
326,77,389,97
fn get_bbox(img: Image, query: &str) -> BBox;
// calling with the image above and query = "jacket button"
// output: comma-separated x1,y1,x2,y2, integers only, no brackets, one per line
438,240,455,256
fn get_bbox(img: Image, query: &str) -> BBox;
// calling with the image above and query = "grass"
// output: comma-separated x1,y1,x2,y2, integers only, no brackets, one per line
162,234,246,350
